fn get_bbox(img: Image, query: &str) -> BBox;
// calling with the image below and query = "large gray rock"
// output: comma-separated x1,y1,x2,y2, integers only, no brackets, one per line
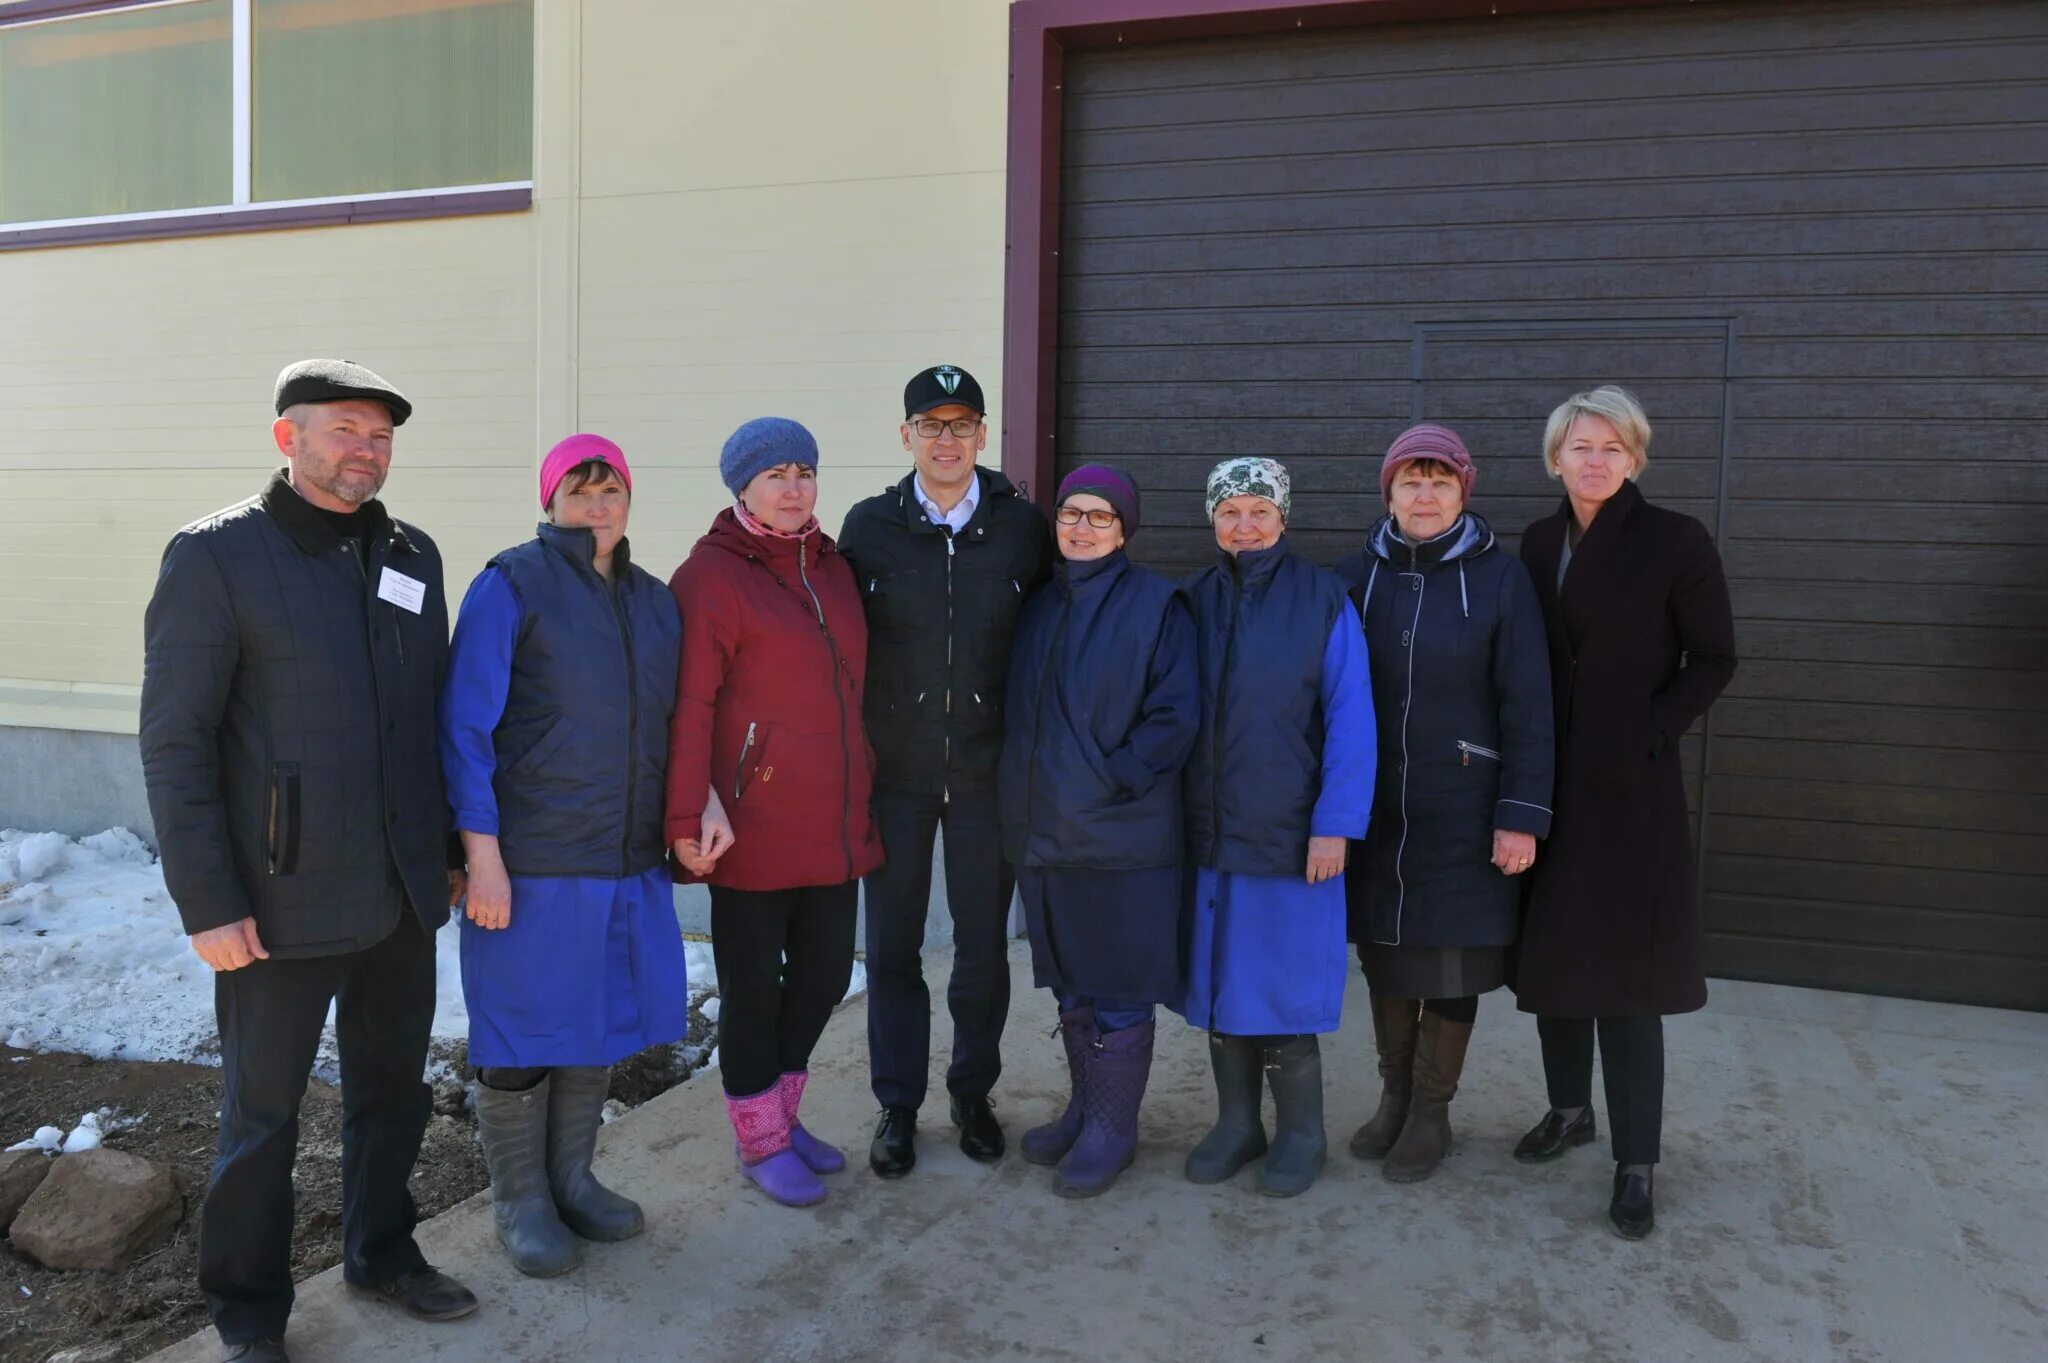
9,1148,182,1270
0,1147,51,1230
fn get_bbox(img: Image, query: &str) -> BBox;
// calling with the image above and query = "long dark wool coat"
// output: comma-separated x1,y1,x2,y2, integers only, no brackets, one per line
1513,480,1737,1018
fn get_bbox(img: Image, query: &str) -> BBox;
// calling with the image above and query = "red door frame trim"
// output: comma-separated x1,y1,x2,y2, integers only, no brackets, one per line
1000,0,1695,502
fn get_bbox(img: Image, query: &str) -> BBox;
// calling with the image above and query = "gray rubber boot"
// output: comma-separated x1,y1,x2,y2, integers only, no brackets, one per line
1257,1034,1327,1198
1184,1031,1268,1184
547,1066,645,1241
474,1075,581,1277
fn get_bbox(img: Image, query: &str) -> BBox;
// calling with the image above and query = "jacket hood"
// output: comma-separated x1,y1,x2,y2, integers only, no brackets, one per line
696,505,835,563
1362,511,1496,569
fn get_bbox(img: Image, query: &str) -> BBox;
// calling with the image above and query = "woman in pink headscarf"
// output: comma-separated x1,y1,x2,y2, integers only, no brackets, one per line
439,435,728,1277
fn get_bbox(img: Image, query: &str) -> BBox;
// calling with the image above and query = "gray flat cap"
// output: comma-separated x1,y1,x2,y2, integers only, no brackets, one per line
273,358,412,426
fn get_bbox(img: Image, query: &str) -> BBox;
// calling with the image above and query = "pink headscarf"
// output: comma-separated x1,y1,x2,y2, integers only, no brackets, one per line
539,434,633,511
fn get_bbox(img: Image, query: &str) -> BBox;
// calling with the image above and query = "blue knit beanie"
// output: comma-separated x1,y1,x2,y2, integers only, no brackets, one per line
720,417,820,496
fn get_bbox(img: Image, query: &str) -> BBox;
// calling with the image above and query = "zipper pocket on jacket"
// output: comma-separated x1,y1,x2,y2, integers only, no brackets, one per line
1456,740,1502,766
732,721,758,802
265,762,302,875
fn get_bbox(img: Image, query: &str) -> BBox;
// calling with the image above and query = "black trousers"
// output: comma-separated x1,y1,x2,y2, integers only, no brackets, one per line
200,913,435,1344
709,882,858,1099
1536,1014,1665,1165
864,786,1013,1110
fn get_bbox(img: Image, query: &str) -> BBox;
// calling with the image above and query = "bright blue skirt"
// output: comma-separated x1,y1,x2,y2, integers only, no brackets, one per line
1175,866,1349,1036
460,865,692,1068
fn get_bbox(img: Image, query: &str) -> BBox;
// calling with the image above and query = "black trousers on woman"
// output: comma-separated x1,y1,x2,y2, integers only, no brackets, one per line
1536,1014,1664,1165
710,882,859,1098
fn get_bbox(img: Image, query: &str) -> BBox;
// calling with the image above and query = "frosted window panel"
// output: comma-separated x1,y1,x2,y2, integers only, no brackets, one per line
0,1,233,225
252,0,533,202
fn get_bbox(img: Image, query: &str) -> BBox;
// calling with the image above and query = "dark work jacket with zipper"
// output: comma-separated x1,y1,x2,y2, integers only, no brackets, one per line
1335,513,1554,949
475,526,681,878
140,468,453,956
1181,539,1354,877
837,467,1054,797
998,550,1200,871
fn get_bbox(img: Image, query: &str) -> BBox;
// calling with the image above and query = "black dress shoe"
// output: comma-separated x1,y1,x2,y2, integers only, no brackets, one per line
345,1264,480,1321
1610,1166,1655,1239
950,1093,1005,1163
870,1105,917,1178
1512,1107,1597,1163
222,1340,290,1363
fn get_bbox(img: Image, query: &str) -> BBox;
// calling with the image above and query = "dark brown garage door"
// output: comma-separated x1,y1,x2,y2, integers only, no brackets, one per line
1053,0,2048,1009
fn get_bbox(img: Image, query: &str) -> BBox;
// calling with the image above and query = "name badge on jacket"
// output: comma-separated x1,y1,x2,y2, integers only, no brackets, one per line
377,567,427,614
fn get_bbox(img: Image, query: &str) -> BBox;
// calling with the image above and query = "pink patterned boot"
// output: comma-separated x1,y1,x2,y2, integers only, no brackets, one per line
726,1085,827,1207
778,1071,846,1174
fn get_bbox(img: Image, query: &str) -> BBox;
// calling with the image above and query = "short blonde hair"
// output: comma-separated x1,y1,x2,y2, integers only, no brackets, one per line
1543,385,1650,479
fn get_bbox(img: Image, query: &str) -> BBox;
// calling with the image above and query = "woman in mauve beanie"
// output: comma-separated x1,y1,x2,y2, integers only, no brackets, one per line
1378,423,1476,505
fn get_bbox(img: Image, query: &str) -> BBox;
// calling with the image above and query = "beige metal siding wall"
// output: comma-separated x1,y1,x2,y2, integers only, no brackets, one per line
0,0,1010,739
571,0,1013,579
0,214,540,715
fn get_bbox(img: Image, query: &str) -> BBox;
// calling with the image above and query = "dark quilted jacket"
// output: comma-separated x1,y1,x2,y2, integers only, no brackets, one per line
140,469,454,956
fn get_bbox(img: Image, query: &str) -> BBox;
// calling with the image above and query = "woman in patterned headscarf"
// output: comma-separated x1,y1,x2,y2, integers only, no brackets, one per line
1173,457,1377,1198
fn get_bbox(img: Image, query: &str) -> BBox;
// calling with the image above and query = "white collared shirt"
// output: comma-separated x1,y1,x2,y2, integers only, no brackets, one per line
916,473,980,534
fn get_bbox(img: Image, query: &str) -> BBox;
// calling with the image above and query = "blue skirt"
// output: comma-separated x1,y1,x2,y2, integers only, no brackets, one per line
461,866,692,1068
1174,867,1349,1035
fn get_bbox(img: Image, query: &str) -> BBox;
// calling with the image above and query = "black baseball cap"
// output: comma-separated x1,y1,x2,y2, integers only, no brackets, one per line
904,364,985,419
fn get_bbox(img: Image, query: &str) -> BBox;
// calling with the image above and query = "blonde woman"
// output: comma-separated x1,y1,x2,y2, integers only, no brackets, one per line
1510,387,1736,1239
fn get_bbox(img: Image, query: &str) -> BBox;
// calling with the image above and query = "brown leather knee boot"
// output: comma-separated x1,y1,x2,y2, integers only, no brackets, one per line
1383,1009,1474,1183
1348,992,1418,1161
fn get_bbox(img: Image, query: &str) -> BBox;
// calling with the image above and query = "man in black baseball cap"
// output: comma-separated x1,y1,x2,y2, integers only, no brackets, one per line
143,359,476,1360
838,366,1054,1178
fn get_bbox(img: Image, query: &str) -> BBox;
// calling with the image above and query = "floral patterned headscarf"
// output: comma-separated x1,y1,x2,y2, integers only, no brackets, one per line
1204,457,1291,523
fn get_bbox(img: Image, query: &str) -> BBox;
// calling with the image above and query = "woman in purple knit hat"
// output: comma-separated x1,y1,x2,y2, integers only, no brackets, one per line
997,464,1200,1197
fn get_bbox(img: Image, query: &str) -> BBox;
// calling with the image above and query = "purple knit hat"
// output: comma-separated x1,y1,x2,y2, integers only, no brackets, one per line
1056,463,1140,540
1380,424,1476,503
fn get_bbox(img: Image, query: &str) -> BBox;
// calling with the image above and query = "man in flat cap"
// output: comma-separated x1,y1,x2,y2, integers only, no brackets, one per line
838,364,1053,1177
141,360,476,1362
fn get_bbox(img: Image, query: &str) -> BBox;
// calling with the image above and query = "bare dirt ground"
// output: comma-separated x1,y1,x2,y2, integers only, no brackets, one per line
0,1012,712,1363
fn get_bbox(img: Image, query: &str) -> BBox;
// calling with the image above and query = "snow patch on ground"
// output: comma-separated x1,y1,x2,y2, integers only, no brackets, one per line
5,1106,139,1155
1,828,866,1079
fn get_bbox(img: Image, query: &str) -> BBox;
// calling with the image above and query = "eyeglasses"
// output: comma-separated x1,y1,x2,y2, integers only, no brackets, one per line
1055,506,1120,529
910,417,982,439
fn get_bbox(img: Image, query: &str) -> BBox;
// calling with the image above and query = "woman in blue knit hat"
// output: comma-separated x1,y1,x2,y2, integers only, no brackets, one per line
664,417,884,1209
997,464,1200,1198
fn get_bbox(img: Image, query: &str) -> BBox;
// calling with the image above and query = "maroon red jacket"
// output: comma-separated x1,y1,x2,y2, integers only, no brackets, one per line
665,508,883,891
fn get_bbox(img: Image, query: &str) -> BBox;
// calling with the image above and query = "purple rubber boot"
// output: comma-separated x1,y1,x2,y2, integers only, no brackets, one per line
1055,1018,1154,1199
778,1070,845,1174
1022,1005,1097,1166
726,1086,826,1208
